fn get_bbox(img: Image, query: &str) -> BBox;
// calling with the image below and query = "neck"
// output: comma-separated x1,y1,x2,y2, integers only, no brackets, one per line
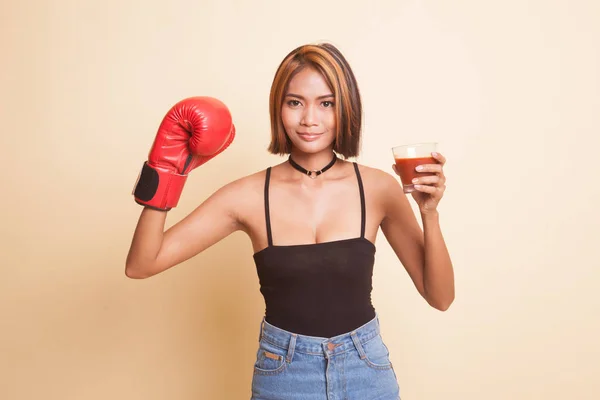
289,148,336,171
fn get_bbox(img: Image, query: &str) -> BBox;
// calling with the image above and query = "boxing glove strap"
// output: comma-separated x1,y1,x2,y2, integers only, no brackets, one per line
133,162,188,211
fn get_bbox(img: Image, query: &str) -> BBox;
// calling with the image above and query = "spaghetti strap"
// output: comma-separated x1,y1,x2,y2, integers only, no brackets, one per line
352,162,366,239
264,167,273,247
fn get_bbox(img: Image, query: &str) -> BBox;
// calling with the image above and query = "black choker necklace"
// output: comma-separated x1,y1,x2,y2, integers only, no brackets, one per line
288,153,338,179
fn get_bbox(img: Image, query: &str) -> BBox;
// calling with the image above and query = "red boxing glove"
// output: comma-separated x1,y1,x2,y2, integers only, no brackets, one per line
133,96,235,210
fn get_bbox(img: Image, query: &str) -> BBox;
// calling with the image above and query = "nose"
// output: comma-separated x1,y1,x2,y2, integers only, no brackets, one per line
301,105,318,126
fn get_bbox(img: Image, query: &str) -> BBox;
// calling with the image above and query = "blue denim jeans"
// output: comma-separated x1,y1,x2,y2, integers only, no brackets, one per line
251,315,401,400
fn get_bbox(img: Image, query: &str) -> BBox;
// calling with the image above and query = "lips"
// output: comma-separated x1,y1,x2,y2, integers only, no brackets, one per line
297,132,323,140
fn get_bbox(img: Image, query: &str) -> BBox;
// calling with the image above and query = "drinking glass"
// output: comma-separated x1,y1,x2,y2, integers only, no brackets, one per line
391,142,438,193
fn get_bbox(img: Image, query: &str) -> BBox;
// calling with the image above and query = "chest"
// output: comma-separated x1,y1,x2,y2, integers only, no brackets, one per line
243,174,384,252
275,183,358,235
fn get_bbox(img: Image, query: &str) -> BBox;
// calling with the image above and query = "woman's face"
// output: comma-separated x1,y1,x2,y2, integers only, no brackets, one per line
281,67,336,155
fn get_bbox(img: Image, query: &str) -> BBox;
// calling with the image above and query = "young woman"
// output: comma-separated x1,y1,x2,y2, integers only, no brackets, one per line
127,42,454,400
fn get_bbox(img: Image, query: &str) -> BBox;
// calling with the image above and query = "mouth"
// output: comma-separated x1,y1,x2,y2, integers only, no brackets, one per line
297,132,323,142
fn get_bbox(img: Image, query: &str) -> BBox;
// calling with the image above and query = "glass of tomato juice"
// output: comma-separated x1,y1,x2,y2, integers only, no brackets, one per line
392,142,439,194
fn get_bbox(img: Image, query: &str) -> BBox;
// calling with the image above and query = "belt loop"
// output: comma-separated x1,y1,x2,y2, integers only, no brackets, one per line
350,331,367,360
286,334,297,363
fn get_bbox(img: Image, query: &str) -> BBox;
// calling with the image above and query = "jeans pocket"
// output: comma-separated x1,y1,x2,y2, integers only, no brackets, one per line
360,334,394,370
253,339,289,375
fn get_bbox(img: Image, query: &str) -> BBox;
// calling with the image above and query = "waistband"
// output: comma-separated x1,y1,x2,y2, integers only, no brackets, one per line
258,314,382,358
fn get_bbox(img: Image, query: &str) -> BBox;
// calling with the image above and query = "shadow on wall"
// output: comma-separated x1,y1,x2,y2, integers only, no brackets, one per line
11,230,264,399
166,233,264,398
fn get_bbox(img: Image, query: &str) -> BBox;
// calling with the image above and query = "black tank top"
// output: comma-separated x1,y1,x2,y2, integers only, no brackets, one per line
253,162,377,338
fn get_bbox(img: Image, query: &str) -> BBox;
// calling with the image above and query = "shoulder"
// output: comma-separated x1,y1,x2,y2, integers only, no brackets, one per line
198,167,270,229
353,162,401,192
353,162,404,210
215,167,269,198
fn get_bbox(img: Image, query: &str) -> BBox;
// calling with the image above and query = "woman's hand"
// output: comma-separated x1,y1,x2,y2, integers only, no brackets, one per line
393,152,447,215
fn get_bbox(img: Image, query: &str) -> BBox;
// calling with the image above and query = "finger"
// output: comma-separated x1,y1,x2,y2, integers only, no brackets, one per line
412,175,441,185
414,184,446,195
413,184,438,194
416,164,444,174
432,152,446,165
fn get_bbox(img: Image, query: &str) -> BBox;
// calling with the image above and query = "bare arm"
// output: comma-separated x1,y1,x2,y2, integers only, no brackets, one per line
125,180,244,279
421,210,455,310
125,207,168,278
379,172,454,310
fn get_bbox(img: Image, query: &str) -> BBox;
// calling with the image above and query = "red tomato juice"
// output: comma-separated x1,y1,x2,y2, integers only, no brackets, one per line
394,156,438,185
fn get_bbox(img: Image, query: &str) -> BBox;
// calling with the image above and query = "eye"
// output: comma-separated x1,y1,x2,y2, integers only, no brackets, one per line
322,101,334,108
287,100,301,107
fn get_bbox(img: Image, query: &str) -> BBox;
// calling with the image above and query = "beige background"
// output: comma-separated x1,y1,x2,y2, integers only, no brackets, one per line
2,0,599,399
